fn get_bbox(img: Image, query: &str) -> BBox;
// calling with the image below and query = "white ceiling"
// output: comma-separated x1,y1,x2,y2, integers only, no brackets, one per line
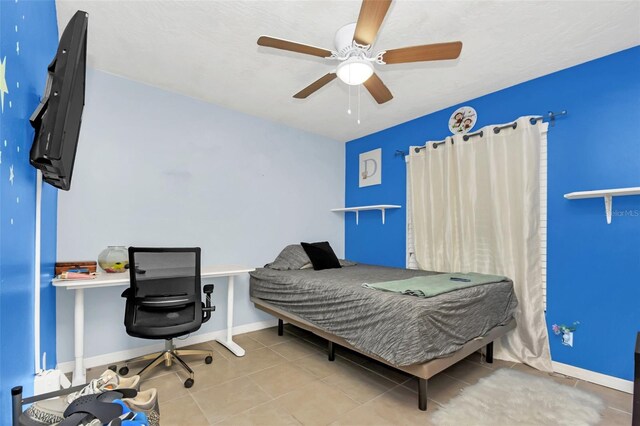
55,1,640,142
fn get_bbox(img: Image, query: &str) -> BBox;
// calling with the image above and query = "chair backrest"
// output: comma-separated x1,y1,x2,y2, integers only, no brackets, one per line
124,247,202,339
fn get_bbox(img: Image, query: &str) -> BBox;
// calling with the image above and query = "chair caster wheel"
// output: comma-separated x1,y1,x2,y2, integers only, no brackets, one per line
118,366,129,376
108,365,117,373
205,356,213,364
184,378,194,388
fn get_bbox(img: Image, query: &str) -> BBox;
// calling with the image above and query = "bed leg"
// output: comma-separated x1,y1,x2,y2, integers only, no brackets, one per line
486,341,494,364
328,341,335,361
277,319,283,336
418,378,428,411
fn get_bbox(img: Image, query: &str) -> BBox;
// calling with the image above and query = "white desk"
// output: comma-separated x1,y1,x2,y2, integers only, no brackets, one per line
53,264,255,385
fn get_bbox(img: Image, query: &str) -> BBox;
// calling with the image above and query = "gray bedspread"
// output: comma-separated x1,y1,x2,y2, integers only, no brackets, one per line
250,264,517,366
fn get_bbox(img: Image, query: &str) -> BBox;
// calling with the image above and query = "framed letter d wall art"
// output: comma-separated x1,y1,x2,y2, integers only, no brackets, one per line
359,148,382,188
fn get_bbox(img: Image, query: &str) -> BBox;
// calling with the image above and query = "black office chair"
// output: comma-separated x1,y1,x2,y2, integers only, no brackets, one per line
118,247,215,388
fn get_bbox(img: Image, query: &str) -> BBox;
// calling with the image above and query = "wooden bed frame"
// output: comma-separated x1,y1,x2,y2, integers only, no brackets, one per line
251,296,516,411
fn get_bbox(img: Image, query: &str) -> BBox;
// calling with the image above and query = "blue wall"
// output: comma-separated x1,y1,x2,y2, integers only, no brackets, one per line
0,0,58,420
345,46,640,381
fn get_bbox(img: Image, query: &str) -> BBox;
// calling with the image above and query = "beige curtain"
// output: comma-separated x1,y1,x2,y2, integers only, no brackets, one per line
408,117,552,372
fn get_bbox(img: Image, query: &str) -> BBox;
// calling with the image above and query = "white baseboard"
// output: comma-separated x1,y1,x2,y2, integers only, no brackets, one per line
56,319,277,374
552,361,633,394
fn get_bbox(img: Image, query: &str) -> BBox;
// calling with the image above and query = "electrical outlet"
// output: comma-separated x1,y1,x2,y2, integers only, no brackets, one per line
562,332,574,347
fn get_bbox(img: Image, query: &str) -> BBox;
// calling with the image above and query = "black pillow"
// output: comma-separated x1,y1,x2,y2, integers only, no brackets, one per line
300,242,342,271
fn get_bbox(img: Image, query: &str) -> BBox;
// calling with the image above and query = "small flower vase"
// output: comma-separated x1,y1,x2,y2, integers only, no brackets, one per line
98,246,129,273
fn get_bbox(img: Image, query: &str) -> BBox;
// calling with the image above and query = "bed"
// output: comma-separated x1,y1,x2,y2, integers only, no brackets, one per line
250,263,517,410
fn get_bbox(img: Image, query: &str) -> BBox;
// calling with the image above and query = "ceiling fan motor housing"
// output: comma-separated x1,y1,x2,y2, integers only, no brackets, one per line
334,23,358,54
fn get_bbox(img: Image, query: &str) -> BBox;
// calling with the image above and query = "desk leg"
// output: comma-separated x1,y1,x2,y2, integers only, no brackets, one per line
72,288,86,385
215,276,245,357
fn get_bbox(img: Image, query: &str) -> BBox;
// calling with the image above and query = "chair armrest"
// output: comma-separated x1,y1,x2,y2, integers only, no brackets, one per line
202,284,215,323
121,288,131,298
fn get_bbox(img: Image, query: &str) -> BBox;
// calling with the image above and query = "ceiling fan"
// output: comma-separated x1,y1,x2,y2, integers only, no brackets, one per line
257,0,462,105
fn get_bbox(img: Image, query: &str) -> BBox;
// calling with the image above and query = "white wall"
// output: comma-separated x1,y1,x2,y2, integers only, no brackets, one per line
56,69,344,363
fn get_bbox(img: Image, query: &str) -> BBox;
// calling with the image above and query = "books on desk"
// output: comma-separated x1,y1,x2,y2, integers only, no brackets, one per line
55,261,97,275
56,271,97,280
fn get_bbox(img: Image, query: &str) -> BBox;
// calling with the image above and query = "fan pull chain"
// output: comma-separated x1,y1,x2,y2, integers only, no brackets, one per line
357,84,361,125
347,85,352,115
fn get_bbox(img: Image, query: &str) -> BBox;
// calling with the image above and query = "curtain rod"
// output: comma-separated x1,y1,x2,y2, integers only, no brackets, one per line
398,110,567,156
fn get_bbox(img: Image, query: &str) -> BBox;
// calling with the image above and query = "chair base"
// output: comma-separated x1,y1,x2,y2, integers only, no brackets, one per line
120,339,213,388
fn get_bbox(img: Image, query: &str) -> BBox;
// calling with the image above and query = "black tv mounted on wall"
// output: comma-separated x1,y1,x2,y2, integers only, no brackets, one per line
30,10,88,191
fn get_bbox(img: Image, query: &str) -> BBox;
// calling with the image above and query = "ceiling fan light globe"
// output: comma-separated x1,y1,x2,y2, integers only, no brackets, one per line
337,59,374,86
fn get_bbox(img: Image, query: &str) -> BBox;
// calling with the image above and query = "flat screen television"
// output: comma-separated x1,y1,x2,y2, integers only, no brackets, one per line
30,10,88,191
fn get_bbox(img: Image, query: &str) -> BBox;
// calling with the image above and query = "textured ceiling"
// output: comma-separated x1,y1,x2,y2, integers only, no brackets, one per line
55,1,640,142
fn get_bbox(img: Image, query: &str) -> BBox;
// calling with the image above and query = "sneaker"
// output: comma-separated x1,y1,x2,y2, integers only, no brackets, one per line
121,389,159,426
21,370,140,425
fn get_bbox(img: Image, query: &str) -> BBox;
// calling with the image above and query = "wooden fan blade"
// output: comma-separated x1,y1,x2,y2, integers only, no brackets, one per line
363,73,393,104
257,36,333,58
353,0,392,46
383,41,462,64
293,73,337,99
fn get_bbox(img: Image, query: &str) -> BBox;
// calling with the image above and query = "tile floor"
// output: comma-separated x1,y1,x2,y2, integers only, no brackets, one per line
85,325,633,425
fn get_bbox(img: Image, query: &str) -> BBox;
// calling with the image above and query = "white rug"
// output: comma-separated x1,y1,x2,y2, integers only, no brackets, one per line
432,368,605,426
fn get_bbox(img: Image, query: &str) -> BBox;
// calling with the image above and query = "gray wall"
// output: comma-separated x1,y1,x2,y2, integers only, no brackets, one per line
56,69,344,363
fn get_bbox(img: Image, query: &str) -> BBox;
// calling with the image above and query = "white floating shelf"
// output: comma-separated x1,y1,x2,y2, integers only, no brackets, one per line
331,205,401,225
564,187,640,224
